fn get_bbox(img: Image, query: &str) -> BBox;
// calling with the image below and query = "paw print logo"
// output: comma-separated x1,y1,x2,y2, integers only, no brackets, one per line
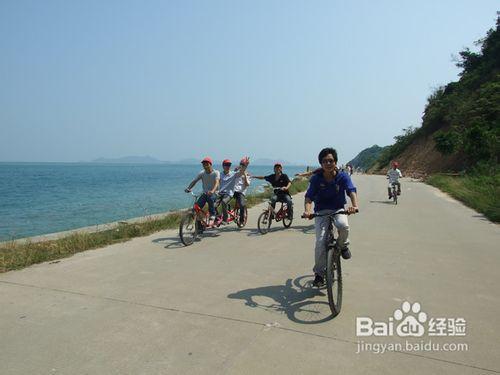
394,301,427,337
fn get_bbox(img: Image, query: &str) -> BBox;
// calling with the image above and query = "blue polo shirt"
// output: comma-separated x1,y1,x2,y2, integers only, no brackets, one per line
305,171,357,212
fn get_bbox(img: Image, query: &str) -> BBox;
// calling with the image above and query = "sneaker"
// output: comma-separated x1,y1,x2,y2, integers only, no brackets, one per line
312,274,324,287
388,194,392,199
397,191,401,196
341,247,351,260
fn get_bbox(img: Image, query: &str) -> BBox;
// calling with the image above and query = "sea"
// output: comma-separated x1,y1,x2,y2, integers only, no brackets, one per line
0,163,308,241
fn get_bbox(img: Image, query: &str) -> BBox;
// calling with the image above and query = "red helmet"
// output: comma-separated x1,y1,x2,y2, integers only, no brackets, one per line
240,156,250,166
201,157,212,165
392,161,399,168
222,159,232,166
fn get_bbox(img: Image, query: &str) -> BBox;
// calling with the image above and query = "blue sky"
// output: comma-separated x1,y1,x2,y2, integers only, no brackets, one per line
0,0,498,165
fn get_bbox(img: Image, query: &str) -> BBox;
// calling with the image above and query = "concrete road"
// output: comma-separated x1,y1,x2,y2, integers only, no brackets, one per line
1,175,499,374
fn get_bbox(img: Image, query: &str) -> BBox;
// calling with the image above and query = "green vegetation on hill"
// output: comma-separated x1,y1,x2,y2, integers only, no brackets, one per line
348,145,389,171
367,15,500,221
426,172,500,222
374,127,420,171
427,17,499,168
370,16,499,173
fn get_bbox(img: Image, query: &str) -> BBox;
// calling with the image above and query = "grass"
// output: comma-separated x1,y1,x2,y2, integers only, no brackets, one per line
426,172,500,223
0,177,310,273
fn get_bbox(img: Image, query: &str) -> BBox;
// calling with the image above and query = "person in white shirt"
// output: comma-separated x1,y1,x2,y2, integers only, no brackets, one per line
233,157,251,224
387,162,403,199
217,159,237,224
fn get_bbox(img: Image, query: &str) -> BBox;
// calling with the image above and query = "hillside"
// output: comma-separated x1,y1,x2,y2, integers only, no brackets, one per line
348,145,388,171
370,16,499,176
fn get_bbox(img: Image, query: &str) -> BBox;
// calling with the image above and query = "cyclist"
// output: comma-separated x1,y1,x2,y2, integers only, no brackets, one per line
254,162,293,219
302,147,359,287
185,157,220,223
387,161,403,199
215,159,237,224
233,157,251,224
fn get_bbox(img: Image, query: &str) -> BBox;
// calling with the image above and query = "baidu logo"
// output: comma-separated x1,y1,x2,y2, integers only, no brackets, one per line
356,301,465,338
393,301,427,337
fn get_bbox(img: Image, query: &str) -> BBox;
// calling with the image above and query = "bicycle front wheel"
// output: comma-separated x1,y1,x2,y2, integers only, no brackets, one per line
257,211,271,234
326,248,343,317
179,212,198,246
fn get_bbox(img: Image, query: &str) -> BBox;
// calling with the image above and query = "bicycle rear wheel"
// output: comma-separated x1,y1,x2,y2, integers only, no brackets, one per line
282,213,293,228
257,211,271,234
235,207,248,228
179,212,199,246
326,247,342,316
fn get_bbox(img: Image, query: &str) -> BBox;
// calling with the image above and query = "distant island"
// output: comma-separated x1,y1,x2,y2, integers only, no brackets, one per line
91,156,167,164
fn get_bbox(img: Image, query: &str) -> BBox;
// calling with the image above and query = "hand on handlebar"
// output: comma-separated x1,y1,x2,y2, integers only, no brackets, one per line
347,206,359,215
185,188,192,193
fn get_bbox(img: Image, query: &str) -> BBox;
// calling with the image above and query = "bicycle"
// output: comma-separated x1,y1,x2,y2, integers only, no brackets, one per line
390,182,399,205
214,195,248,228
179,192,218,246
303,209,357,317
257,189,293,234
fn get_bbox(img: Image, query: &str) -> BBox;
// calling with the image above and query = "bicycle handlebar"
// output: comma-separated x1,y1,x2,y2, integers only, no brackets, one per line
301,209,358,219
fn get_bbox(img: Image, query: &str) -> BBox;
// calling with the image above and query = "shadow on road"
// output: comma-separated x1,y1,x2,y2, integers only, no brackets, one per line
369,200,396,205
152,231,220,249
228,275,335,324
287,224,315,234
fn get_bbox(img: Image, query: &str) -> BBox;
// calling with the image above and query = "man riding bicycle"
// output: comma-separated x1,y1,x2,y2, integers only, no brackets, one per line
303,148,359,287
387,161,403,199
185,157,220,223
254,162,293,219
216,159,237,224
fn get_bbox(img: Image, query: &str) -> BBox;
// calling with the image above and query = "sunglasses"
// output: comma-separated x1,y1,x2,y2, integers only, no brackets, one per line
321,158,335,165
223,163,232,167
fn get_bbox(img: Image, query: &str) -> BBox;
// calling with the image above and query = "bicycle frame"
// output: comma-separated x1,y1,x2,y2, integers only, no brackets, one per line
264,201,289,222
189,193,213,229
391,183,398,204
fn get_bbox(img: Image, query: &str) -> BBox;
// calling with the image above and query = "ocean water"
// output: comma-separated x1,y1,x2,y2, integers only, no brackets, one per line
0,163,307,240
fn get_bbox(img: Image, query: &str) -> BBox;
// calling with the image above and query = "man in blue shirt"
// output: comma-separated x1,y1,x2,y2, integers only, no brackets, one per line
303,148,359,287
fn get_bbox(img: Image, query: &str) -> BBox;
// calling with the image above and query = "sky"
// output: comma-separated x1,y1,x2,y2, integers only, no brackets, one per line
0,1,498,165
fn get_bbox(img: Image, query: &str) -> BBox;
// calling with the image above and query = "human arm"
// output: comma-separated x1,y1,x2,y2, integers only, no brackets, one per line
207,173,220,196
344,173,359,214
185,173,202,192
280,174,291,192
304,197,314,218
242,172,250,187
347,191,359,214
302,176,318,218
